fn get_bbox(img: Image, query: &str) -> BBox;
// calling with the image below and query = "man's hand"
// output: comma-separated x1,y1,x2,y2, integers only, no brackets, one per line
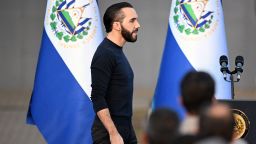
97,108,123,144
110,131,124,144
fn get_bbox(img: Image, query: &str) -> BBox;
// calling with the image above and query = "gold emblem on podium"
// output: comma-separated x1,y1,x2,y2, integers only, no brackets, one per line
232,109,250,139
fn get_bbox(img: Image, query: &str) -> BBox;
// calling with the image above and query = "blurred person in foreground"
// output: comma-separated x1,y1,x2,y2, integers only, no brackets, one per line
179,71,216,135
196,103,234,144
141,108,180,144
197,103,248,144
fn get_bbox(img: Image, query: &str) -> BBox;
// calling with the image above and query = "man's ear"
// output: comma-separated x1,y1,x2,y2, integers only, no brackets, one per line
112,21,121,31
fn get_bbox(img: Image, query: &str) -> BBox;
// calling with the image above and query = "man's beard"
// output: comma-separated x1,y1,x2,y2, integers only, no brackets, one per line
121,25,138,42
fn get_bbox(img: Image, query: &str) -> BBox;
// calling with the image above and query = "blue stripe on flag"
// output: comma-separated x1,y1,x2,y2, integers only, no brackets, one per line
153,25,195,119
201,11,213,19
66,0,75,9
79,18,91,26
75,27,85,35
74,18,91,35
58,0,66,10
196,20,207,28
83,3,90,8
27,29,94,143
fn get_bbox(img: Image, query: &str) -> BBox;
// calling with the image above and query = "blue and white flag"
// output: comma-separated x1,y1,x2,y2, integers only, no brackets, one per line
153,0,231,119
27,0,103,143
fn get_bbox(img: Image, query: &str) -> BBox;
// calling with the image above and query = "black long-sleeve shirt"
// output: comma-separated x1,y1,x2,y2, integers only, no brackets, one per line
91,38,134,117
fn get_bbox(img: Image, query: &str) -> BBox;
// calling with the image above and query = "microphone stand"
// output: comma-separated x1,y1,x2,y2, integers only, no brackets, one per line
220,55,244,100
223,70,239,100
230,74,235,100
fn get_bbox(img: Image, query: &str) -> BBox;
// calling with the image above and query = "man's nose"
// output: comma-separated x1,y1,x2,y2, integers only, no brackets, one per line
135,21,141,29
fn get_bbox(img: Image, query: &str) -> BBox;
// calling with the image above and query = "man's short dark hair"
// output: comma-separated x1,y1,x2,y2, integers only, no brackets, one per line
198,104,234,142
146,108,180,144
103,2,133,33
180,71,215,114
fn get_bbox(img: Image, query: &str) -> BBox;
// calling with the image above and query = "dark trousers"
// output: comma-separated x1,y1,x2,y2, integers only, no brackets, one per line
91,116,137,144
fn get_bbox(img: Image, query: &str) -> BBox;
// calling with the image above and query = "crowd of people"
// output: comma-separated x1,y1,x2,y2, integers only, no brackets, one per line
141,71,248,144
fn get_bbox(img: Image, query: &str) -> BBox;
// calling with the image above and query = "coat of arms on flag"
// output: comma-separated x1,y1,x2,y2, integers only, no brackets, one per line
47,0,99,44
173,0,215,35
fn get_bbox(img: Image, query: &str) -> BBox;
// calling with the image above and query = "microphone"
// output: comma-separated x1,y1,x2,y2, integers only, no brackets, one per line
219,55,229,80
235,56,244,81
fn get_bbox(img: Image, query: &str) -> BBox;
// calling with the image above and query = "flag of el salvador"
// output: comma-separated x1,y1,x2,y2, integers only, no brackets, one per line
153,0,231,119
26,0,103,143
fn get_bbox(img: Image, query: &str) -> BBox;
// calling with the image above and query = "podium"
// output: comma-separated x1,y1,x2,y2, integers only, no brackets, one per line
219,100,256,143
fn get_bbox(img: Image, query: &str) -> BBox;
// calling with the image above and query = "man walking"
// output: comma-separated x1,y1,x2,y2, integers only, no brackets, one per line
91,2,140,144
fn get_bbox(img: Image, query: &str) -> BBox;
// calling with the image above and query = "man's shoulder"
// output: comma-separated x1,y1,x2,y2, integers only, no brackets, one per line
92,43,116,66
94,44,115,58
96,39,116,53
